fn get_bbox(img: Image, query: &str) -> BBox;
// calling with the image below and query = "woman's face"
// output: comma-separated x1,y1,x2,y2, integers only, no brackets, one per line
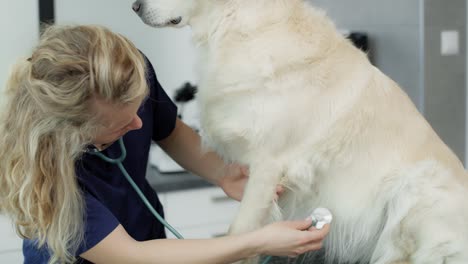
92,97,144,150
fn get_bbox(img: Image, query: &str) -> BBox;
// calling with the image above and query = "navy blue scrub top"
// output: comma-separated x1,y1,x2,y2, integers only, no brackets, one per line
23,56,178,263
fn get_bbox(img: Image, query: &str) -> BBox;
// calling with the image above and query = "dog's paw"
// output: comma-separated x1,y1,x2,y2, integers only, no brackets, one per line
228,218,257,235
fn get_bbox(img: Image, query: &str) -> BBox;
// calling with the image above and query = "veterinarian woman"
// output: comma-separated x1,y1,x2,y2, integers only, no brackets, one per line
0,25,329,264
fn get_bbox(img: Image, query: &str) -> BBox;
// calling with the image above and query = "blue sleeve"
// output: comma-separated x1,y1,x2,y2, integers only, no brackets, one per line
76,194,120,256
22,193,119,262
143,56,178,142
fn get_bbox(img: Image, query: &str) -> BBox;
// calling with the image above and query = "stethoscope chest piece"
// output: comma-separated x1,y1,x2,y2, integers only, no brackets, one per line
310,207,333,229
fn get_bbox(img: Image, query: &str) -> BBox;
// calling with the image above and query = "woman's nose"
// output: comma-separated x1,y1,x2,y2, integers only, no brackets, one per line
127,116,143,131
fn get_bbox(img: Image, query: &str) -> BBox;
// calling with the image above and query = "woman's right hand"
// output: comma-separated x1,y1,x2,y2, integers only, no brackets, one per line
252,219,330,258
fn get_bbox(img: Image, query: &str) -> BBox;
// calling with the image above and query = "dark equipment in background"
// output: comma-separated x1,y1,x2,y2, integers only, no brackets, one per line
347,32,369,53
39,0,55,30
174,82,197,103
174,82,198,119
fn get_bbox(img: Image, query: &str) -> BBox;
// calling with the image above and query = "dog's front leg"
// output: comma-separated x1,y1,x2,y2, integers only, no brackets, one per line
229,162,283,235
228,162,283,264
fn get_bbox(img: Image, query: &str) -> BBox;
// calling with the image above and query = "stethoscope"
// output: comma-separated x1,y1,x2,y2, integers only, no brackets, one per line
89,138,333,264
89,138,184,239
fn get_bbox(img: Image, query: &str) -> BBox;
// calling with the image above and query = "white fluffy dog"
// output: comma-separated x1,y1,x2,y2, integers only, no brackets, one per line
133,0,468,263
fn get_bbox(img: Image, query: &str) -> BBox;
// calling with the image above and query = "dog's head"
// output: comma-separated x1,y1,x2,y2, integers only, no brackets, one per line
132,0,199,28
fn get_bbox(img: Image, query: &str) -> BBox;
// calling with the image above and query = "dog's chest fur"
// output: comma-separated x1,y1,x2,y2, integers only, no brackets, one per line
193,10,343,162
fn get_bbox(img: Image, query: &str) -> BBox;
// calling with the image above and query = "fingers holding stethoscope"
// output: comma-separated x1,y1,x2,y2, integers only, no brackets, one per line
295,223,330,256
254,219,331,258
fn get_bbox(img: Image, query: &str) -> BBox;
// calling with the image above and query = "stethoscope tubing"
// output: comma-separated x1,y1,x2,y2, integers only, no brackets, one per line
90,138,184,239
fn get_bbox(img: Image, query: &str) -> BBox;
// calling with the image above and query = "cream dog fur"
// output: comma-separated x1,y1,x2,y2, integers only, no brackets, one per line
133,0,468,263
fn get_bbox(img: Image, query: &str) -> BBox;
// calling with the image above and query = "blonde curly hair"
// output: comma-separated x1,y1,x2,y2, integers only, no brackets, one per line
0,24,148,263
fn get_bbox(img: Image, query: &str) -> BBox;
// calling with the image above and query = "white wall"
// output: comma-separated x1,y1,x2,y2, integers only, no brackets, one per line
55,0,198,96
0,1,38,261
0,1,39,108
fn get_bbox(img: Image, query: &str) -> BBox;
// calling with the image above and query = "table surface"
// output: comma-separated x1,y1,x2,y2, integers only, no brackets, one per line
146,165,214,193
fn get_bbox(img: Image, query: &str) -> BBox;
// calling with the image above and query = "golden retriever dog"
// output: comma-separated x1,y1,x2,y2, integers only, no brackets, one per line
133,0,468,263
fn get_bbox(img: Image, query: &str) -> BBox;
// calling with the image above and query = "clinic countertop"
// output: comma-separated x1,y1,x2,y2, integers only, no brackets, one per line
146,165,214,193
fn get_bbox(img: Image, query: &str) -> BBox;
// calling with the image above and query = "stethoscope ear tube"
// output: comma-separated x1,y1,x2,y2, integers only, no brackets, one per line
89,138,127,164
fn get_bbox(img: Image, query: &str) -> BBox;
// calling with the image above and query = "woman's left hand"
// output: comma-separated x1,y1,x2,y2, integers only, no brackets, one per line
218,164,284,202
218,164,249,201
